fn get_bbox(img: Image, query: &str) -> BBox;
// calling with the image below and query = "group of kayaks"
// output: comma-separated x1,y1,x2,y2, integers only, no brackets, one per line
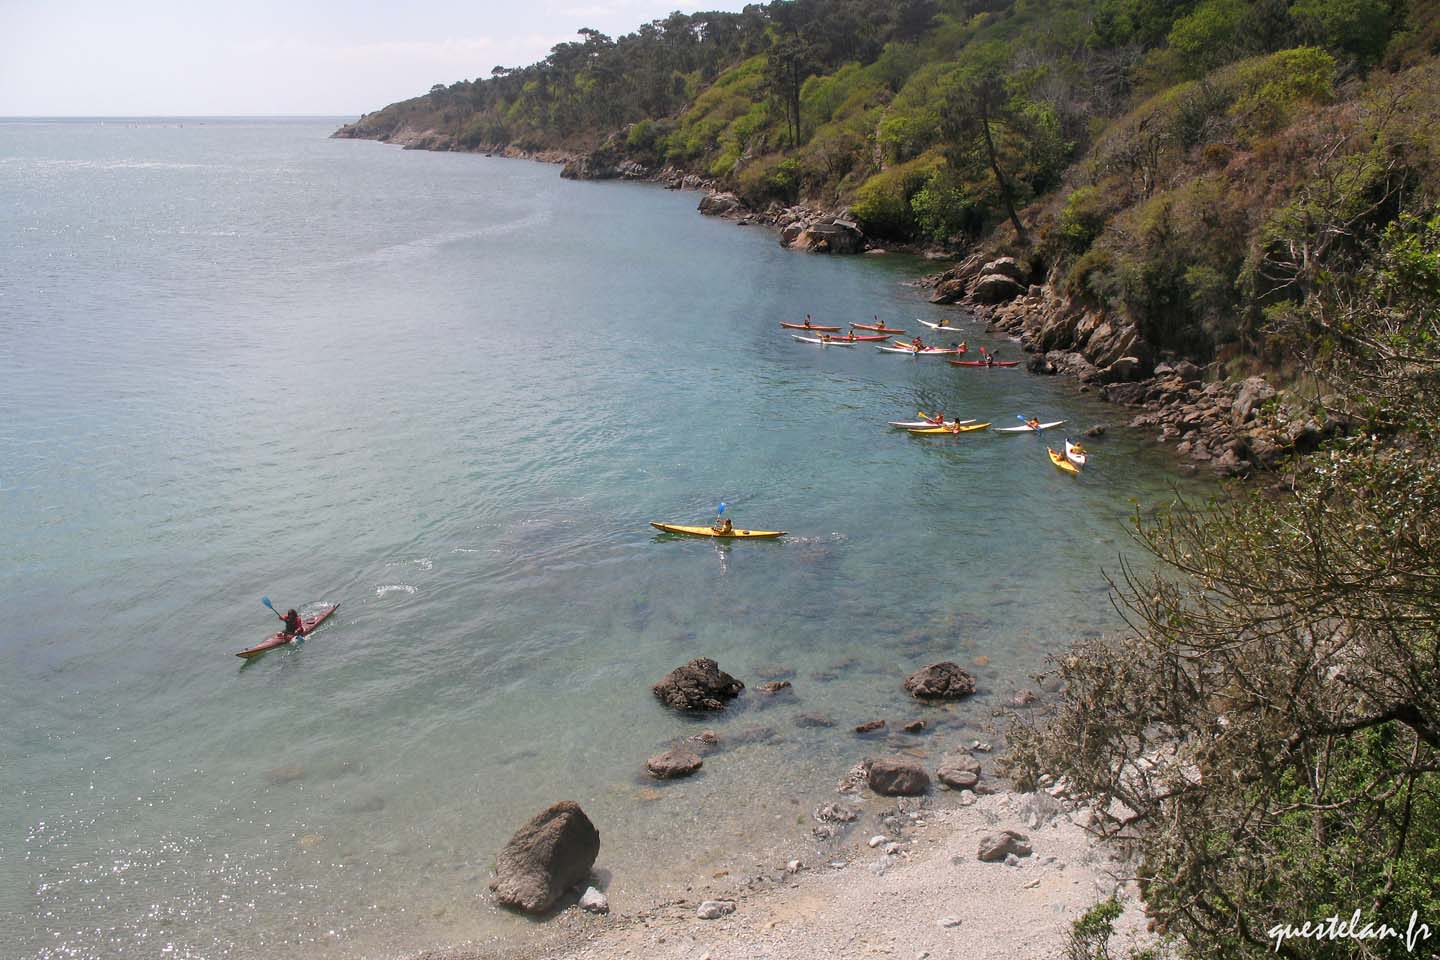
781,317,1019,367
891,412,1092,476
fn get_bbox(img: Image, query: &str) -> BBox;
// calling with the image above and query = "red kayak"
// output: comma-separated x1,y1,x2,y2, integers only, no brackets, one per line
237,603,340,658
780,321,842,332
831,333,890,342
851,322,907,334
950,359,1020,367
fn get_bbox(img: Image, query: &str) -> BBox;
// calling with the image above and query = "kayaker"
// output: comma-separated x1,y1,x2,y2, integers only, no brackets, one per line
279,608,303,637
803,314,814,329
712,517,733,534
1026,417,1041,430
912,336,925,351
959,340,967,352
926,410,944,425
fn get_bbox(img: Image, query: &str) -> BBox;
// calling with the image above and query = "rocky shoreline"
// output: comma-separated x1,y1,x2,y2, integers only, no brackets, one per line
920,255,1344,478
413,788,1151,960
401,657,1156,960
333,121,1340,480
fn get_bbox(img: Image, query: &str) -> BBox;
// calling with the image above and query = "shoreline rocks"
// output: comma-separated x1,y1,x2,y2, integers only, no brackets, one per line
490,801,600,914
920,261,1344,476
646,748,704,780
904,662,977,701
867,758,931,796
652,658,744,711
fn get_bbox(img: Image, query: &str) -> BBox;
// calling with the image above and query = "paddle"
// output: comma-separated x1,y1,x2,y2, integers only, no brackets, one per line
262,595,285,622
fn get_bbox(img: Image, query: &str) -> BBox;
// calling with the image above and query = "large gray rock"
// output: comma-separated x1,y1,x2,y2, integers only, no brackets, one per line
935,752,982,790
652,658,744,711
698,192,745,217
645,748,703,779
491,801,600,913
1232,376,1276,423
867,758,931,796
970,274,1025,304
904,662,977,700
981,256,1028,283
799,220,865,254
977,830,1032,863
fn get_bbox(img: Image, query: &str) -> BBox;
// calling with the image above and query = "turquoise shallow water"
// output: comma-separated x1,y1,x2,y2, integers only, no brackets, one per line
0,119,1206,959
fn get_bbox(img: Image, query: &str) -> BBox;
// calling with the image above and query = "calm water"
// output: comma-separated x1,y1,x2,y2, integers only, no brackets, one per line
0,118,1203,959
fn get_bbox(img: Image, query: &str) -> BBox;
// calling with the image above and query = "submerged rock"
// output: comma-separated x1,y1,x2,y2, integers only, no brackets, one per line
491,801,600,914
646,748,703,780
652,658,744,711
867,758,931,796
904,662,977,701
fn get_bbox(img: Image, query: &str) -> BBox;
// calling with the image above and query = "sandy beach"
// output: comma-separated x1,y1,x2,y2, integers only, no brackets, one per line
419,789,1154,960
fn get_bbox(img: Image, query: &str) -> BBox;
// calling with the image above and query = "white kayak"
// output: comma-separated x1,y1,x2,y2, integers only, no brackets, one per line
792,335,856,347
888,419,977,428
877,345,964,355
994,420,1067,433
1065,438,1088,466
917,319,964,332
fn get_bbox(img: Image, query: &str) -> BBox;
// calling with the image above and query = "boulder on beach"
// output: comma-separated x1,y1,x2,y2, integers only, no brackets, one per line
935,751,982,790
490,801,600,914
867,757,931,796
978,830,1032,863
903,662,977,700
646,748,703,780
652,658,744,711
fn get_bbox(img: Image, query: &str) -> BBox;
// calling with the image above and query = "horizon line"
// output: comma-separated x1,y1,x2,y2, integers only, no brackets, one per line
0,114,363,120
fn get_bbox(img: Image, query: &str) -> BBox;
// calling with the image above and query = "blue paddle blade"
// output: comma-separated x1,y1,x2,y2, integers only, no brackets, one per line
717,502,728,514
261,596,274,610
1016,415,1028,421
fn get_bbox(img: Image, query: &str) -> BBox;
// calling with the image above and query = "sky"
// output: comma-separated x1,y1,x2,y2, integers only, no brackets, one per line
0,0,754,117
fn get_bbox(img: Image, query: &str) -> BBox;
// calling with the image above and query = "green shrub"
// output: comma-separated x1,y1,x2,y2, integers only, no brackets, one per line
851,154,944,238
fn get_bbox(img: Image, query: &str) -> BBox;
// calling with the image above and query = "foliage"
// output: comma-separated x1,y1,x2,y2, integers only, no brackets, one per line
1067,898,1125,960
1009,206,1440,959
851,153,945,237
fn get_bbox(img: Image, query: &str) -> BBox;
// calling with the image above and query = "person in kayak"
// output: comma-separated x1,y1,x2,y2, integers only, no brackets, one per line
712,518,734,534
911,336,925,351
803,314,814,329
279,607,303,637
926,410,945,425
1026,417,1041,430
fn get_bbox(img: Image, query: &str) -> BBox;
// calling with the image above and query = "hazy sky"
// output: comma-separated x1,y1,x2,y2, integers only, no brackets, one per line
0,0,753,117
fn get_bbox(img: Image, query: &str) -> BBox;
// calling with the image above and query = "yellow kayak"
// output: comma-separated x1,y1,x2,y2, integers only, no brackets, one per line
907,421,992,435
649,522,787,539
1048,448,1080,475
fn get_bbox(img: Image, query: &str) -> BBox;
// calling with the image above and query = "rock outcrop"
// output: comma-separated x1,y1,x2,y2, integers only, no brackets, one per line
903,662,977,700
652,658,744,711
490,801,600,914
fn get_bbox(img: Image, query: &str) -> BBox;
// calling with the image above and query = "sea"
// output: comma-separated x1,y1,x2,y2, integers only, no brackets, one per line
0,117,1207,959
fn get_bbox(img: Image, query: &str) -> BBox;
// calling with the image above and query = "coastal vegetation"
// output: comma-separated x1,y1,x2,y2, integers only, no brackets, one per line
339,3,1440,956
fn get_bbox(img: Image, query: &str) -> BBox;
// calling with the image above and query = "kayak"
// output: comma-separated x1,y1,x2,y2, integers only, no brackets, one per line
237,602,340,659
1065,439,1088,467
949,359,1020,368
780,321,842,332
852,322,907,334
833,333,891,341
877,345,966,355
995,420,1067,433
650,522,786,539
908,422,993,435
1048,448,1080,475
889,418,977,428
917,319,963,332
792,335,855,347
